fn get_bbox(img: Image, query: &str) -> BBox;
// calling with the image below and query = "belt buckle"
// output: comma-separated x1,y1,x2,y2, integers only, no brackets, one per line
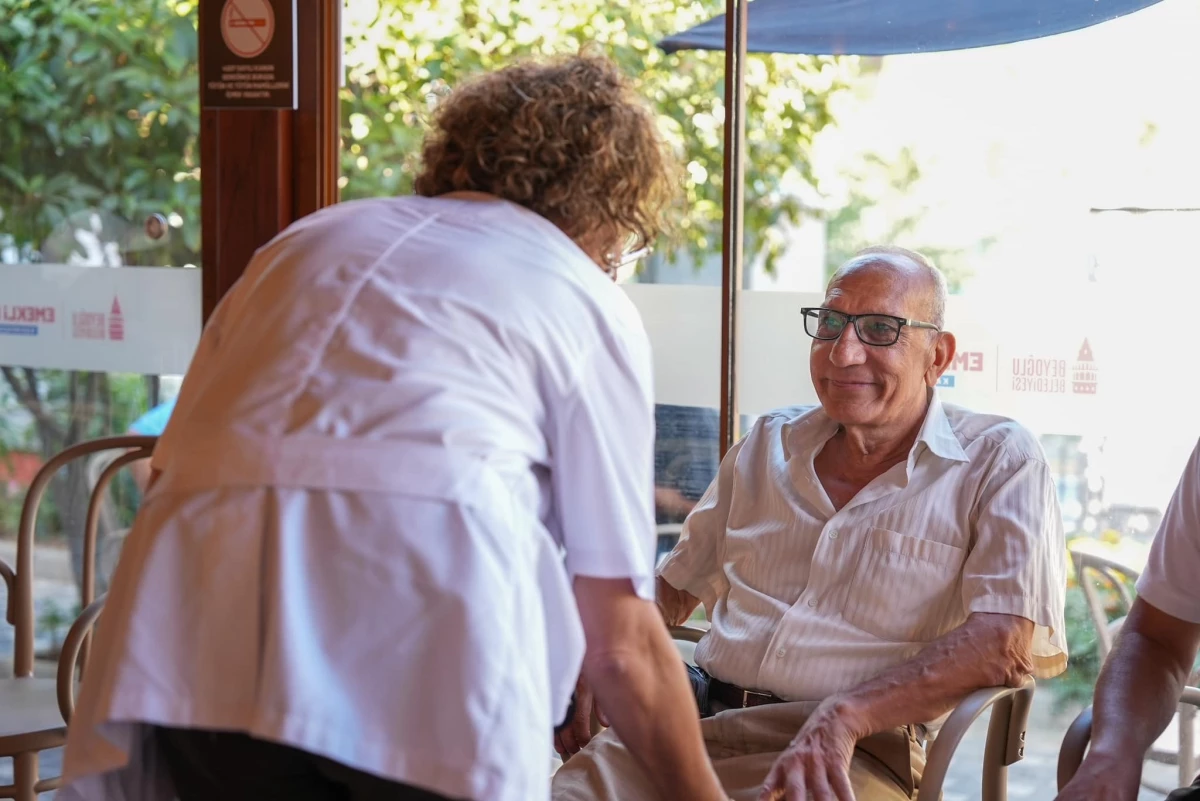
740,689,773,708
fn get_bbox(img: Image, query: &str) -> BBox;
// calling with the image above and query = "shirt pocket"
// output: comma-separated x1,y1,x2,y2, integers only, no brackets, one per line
841,527,966,643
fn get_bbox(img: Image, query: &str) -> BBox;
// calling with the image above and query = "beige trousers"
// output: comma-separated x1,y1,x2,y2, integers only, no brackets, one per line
552,701,923,801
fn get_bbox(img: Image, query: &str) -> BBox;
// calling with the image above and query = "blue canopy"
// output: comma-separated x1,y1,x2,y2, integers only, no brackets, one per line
660,0,1165,56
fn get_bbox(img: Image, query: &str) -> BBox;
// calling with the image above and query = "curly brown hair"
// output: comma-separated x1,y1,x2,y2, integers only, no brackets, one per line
414,53,679,253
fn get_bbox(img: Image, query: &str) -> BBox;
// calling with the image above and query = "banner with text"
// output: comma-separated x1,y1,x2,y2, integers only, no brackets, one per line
0,264,201,375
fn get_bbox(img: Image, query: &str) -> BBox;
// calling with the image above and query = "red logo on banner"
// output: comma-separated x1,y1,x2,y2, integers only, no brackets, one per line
72,311,105,340
108,296,125,342
1072,339,1097,395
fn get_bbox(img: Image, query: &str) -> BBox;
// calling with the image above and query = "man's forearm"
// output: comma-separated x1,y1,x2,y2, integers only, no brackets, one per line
826,613,1034,738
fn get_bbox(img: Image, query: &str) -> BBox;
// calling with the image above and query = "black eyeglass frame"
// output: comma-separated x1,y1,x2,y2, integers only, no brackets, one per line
800,306,941,347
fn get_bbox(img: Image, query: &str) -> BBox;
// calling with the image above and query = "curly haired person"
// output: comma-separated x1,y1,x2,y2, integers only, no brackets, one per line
58,54,727,801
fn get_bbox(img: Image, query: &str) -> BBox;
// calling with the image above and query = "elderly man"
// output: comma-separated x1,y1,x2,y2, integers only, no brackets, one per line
552,246,1067,801
1054,438,1200,801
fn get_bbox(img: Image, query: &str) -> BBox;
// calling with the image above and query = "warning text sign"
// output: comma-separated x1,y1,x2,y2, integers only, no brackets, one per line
201,0,297,109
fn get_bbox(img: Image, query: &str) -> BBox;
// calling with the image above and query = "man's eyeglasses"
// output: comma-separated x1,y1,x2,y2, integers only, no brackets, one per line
800,307,940,347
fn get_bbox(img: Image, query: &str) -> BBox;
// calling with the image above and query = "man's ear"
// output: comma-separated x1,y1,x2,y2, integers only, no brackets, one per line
926,331,957,387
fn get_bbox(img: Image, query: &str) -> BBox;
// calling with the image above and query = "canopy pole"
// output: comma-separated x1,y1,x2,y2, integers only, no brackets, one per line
718,0,749,454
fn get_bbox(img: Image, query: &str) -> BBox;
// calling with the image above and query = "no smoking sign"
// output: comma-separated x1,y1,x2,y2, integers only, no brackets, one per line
201,0,296,109
222,0,275,59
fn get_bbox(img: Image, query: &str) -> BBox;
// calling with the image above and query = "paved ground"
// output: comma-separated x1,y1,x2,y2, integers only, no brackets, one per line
0,541,1184,798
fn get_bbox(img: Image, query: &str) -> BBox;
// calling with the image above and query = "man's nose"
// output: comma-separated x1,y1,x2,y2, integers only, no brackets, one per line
829,323,868,366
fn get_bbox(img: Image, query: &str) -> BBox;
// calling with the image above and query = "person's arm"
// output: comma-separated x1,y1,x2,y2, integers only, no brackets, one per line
1057,438,1200,800
1054,600,1200,801
655,431,751,623
573,577,726,801
546,325,719,780
129,455,153,493
759,612,1033,801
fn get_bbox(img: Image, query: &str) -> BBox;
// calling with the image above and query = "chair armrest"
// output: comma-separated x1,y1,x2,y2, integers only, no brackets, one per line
57,595,106,724
0,557,14,625
920,677,1036,801
669,625,707,644
1057,686,1200,790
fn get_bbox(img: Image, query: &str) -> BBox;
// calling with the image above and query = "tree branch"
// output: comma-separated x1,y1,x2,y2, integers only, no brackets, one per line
1,366,64,441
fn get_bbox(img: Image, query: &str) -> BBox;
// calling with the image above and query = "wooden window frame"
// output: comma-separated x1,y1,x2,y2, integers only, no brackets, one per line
199,0,341,321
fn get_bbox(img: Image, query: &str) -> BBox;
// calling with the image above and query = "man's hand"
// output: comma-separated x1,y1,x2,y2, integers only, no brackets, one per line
554,674,610,759
758,699,861,801
656,574,700,627
1053,750,1142,801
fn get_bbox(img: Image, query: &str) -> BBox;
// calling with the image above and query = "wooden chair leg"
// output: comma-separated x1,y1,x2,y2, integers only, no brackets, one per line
13,751,39,801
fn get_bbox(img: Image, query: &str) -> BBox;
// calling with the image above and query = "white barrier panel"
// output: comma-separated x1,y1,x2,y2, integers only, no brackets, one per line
621,284,722,409
0,264,201,375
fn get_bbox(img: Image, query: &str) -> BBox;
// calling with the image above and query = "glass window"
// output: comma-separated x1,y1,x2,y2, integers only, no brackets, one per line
0,3,201,782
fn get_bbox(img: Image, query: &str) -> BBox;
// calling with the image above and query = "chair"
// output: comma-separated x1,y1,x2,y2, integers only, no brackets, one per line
0,435,156,801
1070,547,1198,787
1057,686,1200,794
669,626,1036,801
1071,548,1139,661
83,448,132,596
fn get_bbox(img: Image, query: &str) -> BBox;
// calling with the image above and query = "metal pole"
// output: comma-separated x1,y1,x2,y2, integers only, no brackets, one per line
718,0,748,454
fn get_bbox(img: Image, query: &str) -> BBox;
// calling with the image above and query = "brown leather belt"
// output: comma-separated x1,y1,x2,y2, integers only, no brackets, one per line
708,677,785,709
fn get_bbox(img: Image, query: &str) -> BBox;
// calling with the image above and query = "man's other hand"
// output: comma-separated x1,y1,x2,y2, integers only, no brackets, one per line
758,699,859,801
554,674,608,759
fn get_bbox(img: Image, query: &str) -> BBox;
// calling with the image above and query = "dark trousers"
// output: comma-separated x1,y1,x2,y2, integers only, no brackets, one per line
155,727,462,801
1168,776,1200,801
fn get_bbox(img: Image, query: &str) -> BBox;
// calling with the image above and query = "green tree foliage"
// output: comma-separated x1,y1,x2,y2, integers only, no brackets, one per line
823,147,984,289
340,0,858,270
0,0,201,264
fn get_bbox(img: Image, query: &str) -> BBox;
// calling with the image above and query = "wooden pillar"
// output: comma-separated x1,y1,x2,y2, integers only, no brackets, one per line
199,0,340,322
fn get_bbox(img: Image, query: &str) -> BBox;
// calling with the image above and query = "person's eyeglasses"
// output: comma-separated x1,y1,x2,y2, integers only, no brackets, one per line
800,307,940,347
603,238,652,280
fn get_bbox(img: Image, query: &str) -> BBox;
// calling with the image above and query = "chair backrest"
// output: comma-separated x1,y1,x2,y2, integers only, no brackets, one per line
1070,548,1141,661
5,435,157,677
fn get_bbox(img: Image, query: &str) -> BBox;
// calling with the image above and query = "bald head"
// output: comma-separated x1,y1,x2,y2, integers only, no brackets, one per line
830,245,947,328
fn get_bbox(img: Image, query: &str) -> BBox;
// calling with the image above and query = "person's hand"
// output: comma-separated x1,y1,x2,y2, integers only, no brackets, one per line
1053,752,1141,801
758,699,859,801
655,486,695,518
554,674,608,759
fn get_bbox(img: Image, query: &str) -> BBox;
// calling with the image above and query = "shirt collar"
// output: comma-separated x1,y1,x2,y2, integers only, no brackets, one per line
784,392,969,465
915,393,970,464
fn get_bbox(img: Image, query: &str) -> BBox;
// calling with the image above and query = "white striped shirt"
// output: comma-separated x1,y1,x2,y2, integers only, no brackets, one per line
657,396,1067,703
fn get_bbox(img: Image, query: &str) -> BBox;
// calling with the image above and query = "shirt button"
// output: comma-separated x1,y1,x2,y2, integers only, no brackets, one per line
807,598,818,608
828,529,839,539
776,647,786,658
